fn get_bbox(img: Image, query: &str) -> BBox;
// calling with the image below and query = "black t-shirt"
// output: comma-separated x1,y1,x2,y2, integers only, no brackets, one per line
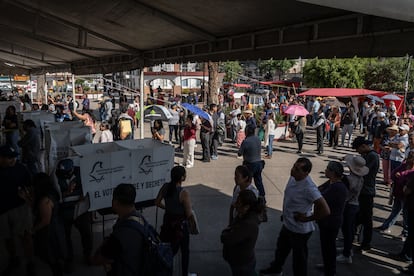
0,162,32,215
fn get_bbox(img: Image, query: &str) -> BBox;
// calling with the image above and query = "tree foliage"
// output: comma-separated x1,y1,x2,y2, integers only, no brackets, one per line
220,61,242,83
303,56,413,92
258,58,295,80
303,57,366,88
364,57,413,92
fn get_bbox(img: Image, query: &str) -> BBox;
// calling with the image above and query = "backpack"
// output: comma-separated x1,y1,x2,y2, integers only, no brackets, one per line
123,215,173,276
118,117,132,140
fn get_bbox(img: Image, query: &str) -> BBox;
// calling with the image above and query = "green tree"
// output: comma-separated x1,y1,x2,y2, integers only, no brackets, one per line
364,57,414,92
258,58,295,80
303,57,366,88
220,61,242,83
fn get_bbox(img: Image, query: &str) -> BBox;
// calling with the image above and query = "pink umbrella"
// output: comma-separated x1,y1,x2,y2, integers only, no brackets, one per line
284,104,309,116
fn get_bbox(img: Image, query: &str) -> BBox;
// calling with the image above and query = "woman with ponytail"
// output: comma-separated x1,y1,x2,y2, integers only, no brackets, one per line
221,189,263,275
155,165,194,276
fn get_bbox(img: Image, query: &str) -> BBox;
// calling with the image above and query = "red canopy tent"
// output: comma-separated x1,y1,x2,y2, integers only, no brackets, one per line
298,88,404,115
298,88,385,97
233,83,252,88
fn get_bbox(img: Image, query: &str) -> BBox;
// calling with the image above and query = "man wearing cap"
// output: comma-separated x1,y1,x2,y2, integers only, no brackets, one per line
389,124,410,171
0,145,34,274
352,136,380,251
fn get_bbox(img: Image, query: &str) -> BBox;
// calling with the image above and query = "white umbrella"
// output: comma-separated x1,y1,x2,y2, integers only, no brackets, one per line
381,94,401,100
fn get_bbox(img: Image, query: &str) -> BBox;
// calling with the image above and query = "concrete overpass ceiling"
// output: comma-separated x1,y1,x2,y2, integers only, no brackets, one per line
297,0,414,23
0,0,412,75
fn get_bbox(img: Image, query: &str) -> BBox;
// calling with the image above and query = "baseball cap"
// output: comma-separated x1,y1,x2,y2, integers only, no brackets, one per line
0,145,18,158
352,136,372,149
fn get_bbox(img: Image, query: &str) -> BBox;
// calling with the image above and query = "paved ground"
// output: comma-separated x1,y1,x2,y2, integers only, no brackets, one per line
1,116,411,276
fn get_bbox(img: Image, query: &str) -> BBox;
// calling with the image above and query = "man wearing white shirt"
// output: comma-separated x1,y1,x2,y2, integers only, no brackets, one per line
260,158,330,276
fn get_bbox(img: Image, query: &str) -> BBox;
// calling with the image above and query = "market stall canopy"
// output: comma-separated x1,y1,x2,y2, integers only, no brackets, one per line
233,84,252,89
299,88,387,97
1,0,414,75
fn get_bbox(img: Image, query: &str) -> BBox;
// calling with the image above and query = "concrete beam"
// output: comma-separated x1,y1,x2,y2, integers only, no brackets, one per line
298,0,414,23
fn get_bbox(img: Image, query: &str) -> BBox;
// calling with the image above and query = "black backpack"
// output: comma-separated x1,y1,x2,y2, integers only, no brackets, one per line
123,214,173,276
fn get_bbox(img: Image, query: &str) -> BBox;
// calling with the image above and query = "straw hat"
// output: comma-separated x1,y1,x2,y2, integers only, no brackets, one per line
243,109,253,114
344,154,369,177
387,125,399,131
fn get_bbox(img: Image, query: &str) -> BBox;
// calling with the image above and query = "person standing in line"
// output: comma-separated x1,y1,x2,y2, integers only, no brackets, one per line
228,165,259,225
178,109,186,151
375,151,414,238
264,112,276,159
327,106,341,149
168,104,180,144
238,125,266,207
55,158,93,273
316,161,348,276
337,155,368,264
293,115,306,154
132,95,140,128
2,105,20,157
313,108,326,155
210,104,225,160
352,136,380,251
31,173,65,276
236,114,247,148
99,121,114,143
221,190,263,276
200,116,212,162
155,166,195,276
341,105,357,147
18,119,41,175
311,97,321,124
244,109,257,129
182,114,196,169
381,125,399,186
400,174,414,274
0,145,35,275
389,124,410,171
81,94,90,111
152,119,165,142
91,184,147,276
260,158,330,276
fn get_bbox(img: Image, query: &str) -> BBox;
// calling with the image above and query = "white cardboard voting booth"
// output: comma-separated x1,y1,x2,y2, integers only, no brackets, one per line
71,139,174,211
45,121,91,174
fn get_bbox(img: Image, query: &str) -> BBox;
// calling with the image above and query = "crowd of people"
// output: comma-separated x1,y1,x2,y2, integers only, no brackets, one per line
2,89,414,276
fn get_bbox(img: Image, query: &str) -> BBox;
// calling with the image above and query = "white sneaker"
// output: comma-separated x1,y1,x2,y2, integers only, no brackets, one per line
336,254,352,264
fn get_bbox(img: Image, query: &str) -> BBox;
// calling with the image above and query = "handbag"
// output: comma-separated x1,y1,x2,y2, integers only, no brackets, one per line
188,210,200,235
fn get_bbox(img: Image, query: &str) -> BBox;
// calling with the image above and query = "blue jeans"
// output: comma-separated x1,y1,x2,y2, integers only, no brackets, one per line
230,259,256,276
381,198,408,234
341,204,359,257
243,160,265,197
267,135,275,156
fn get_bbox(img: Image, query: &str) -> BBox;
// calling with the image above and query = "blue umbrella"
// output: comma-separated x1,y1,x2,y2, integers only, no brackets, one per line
181,103,211,120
